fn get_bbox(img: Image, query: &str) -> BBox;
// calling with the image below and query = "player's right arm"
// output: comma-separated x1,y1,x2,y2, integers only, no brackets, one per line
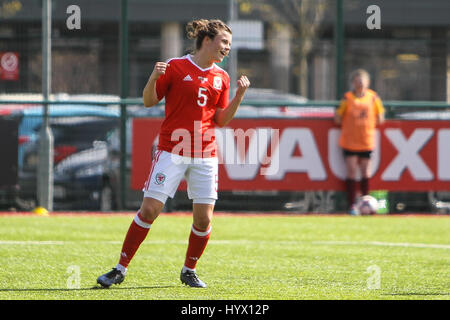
334,99,347,125
143,62,169,107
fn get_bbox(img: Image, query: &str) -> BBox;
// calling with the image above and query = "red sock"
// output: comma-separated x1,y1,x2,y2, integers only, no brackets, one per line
346,178,356,209
118,211,153,269
184,225,211,270
360,177,369,196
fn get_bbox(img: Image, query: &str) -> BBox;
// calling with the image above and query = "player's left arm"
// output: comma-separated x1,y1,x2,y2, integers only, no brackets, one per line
214,75,250,127
374,96,385,125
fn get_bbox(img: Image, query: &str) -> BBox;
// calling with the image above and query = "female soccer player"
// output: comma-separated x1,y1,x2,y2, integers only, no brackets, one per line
97,19,250,288
334,69,385,215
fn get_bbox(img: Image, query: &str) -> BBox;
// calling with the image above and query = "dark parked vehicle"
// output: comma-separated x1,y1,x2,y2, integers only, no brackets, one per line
19,116,119,210
100,105,165,211
0,115,21,210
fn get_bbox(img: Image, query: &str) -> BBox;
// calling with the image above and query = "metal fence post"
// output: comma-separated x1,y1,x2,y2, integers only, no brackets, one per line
335,0,344,100
228,0,237,93
37,0,54,212
119,0,129,210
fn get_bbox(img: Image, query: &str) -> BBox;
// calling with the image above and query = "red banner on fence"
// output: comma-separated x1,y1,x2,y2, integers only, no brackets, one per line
131,118,450,191
0,52,19,81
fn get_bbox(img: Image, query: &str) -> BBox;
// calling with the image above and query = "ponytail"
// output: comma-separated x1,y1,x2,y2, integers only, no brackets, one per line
186,19,232,51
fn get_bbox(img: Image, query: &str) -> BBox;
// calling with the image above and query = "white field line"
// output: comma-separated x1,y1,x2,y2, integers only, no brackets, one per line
311,240,450,250
0,239,449,249
0,240,67,245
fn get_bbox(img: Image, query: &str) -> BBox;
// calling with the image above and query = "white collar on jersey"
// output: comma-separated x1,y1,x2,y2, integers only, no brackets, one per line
186,54,215,72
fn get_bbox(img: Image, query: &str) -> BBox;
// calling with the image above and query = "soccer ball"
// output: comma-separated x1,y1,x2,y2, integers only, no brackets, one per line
356,195,379,215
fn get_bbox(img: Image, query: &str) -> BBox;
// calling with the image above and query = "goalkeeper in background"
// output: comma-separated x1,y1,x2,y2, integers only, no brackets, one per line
334,69,385,215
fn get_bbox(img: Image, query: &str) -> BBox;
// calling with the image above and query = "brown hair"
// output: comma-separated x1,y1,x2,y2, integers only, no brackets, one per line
186,19,232,51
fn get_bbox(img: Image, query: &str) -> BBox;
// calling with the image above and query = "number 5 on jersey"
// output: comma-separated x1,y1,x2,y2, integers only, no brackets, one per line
197,87,208,107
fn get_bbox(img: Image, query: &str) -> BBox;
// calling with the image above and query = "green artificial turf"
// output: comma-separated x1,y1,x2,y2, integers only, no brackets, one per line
0,213,448,300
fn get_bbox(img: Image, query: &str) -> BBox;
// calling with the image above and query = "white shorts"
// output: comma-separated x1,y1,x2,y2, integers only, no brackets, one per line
142,150,218,204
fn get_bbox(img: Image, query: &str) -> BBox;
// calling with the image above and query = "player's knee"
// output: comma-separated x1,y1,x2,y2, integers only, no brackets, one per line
347,168,358,179
193,217,212,231
347,173,357,180
192,201,214,230
140,199,163,221
193,213,213,231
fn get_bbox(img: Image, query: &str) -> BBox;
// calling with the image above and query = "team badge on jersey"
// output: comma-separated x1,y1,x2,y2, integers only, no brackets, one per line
213,76,222,90
155,172,166,185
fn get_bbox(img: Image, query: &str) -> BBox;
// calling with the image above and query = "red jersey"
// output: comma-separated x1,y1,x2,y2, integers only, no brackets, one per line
155,54,230,158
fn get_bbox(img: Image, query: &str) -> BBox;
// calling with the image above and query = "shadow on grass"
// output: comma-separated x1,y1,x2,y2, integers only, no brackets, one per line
0,285,178,292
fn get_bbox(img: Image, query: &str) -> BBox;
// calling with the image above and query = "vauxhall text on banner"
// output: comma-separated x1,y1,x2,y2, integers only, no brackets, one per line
131,118,450,192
